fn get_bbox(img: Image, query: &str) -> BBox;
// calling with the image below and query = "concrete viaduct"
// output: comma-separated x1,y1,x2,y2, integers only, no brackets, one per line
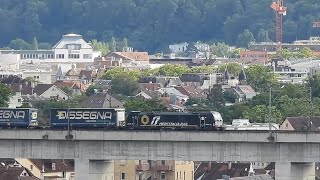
0,129,319,180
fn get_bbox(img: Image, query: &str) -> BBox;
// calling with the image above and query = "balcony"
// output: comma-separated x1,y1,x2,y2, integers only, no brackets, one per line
136,163,150,171
154,164,173,171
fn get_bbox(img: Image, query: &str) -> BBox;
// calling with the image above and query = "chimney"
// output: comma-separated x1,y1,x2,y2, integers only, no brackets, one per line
19,84,22,92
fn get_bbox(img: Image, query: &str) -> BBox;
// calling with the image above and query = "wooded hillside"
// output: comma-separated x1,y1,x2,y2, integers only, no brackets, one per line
1,0,320,52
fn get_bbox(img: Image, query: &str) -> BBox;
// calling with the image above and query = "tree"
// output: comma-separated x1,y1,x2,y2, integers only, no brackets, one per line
9,39,31,50
218,63,242,75
109,37,117,52
122,38,128,50
124,98,166,112
31,37,38,50
158,64,190,76
0,84,11,107
256,28,271,42
308,75,320,98
211,42,231,58
103,67,142,80
243,105,282,123
190,65,216,73
296,47,313,59
110,74,140,96
38,43,52,50
278,48,294,60
236,29,255,48
90,39,109,56
207,84,226,108
246,65,278,92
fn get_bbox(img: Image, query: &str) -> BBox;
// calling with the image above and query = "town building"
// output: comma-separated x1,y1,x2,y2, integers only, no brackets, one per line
8,82,68,108
239,51,268,65
115,160,194,180
0,34,101,64
249,37,320,53
270,58,309,84
15,159,74,180
105,51,150,67
280,117,320,131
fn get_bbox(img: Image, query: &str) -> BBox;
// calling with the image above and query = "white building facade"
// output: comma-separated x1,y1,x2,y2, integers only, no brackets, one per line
0,33,101,64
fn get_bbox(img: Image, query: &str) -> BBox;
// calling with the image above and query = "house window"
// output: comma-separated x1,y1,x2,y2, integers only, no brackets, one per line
83,54,92,59
18,99,21,102
30,165,33,170
56,54,64,59
52,163,56,170
160,172,166,180
68,54,80,59
161,160,165,165
286,123,289,128
184,172,186,180
121,173,125,180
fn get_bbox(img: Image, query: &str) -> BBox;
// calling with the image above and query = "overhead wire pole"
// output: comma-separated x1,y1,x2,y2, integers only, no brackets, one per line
309,87,312,130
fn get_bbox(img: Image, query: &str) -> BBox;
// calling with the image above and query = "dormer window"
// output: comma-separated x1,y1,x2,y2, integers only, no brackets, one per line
67,44,81,50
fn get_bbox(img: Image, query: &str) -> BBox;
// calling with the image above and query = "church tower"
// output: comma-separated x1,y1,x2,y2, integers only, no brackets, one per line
238,68,247,85
224,66,230,85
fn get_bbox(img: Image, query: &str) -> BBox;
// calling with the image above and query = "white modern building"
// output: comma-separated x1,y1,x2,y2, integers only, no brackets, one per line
0,33,101,64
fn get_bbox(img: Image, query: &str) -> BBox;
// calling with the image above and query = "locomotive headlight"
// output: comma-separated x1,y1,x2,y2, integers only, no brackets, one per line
31,112,38,119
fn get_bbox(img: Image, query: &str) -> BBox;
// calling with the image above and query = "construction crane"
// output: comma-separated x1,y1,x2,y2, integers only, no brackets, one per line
271,0,287,51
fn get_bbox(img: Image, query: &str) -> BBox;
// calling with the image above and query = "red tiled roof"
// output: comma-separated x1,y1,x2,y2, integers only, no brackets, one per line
79,70,97,80
174,86,205,98
108,52,150,61
53,81,87,92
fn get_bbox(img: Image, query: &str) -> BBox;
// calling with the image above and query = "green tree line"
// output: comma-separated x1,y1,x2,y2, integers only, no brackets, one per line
0,0,320,52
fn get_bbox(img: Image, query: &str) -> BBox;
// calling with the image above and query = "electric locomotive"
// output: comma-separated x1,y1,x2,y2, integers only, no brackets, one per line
126,111,224,130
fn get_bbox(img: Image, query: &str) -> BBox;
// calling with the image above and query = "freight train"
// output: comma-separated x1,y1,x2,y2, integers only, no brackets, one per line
0,108,225,130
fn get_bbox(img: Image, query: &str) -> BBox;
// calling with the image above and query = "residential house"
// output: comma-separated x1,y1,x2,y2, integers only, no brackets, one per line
53,81,87,95
139,76,182,87
222,68,258,103
0,166,40,180
135,90,161,100
174,85,206,99
280,117,320,131
15,159,74,180
115,160,194,180
93,56,121,68
80,92,123,108
180,73,224,90
92,79,111,91
240,51,268,65
64,65,80,80
9,82,68,108
79,69,97,84
106,51,150,66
